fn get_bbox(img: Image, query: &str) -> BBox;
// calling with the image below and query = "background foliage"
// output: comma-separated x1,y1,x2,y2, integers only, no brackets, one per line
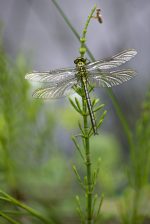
0,1,150,223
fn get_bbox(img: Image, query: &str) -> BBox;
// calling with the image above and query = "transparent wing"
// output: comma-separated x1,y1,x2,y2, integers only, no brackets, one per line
86,49,137,71
25,67,76,86
89,69,136,87
33,79,77,99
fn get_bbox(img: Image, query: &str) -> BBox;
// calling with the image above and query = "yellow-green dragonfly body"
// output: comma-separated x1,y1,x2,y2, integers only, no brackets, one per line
25,49,137,135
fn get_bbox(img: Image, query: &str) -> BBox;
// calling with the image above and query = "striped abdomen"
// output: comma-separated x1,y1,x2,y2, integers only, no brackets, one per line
81,76,98,135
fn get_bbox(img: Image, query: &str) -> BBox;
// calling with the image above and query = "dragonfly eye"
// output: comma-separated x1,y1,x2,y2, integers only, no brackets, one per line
74,58,79,64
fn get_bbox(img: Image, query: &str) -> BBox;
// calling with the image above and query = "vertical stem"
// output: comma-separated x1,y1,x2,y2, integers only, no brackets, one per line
79,5,96,58
131,189,141,224
82,97,92,223
85,137,92,224
2,140,16,189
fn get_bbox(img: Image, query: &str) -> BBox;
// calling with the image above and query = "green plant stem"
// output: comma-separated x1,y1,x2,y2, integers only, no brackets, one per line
85,137,92,224
80,5,96,58
51,0,133,149
2,141,17,189
131,189,141,224
0,190,52,224
82,97,92,223
107,90,134,150
0,210,21,224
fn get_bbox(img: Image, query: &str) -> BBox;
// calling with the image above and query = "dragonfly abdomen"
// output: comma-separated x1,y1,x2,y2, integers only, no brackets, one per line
82,76,98,135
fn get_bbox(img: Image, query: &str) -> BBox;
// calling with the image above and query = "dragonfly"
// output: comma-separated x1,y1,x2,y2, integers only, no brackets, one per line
25,49,137,135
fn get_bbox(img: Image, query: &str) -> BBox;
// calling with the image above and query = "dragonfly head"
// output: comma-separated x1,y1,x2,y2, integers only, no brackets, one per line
74,57,86,67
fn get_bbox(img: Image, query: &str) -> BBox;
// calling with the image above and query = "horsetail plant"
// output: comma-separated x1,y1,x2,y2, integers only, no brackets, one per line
25,5,137,224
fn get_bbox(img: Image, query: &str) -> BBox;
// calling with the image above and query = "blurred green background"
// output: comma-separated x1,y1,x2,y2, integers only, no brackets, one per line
0,1,150,223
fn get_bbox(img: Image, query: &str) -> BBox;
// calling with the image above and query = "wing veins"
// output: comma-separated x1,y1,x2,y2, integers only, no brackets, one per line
25,68,76,85
86,49,137,71
33,79,77,99
89,69,136,87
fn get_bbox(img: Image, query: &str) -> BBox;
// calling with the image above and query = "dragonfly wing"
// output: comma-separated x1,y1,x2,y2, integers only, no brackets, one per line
25,68,76,85
89,69,136,88
33,79,77,99
86,49,137,71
